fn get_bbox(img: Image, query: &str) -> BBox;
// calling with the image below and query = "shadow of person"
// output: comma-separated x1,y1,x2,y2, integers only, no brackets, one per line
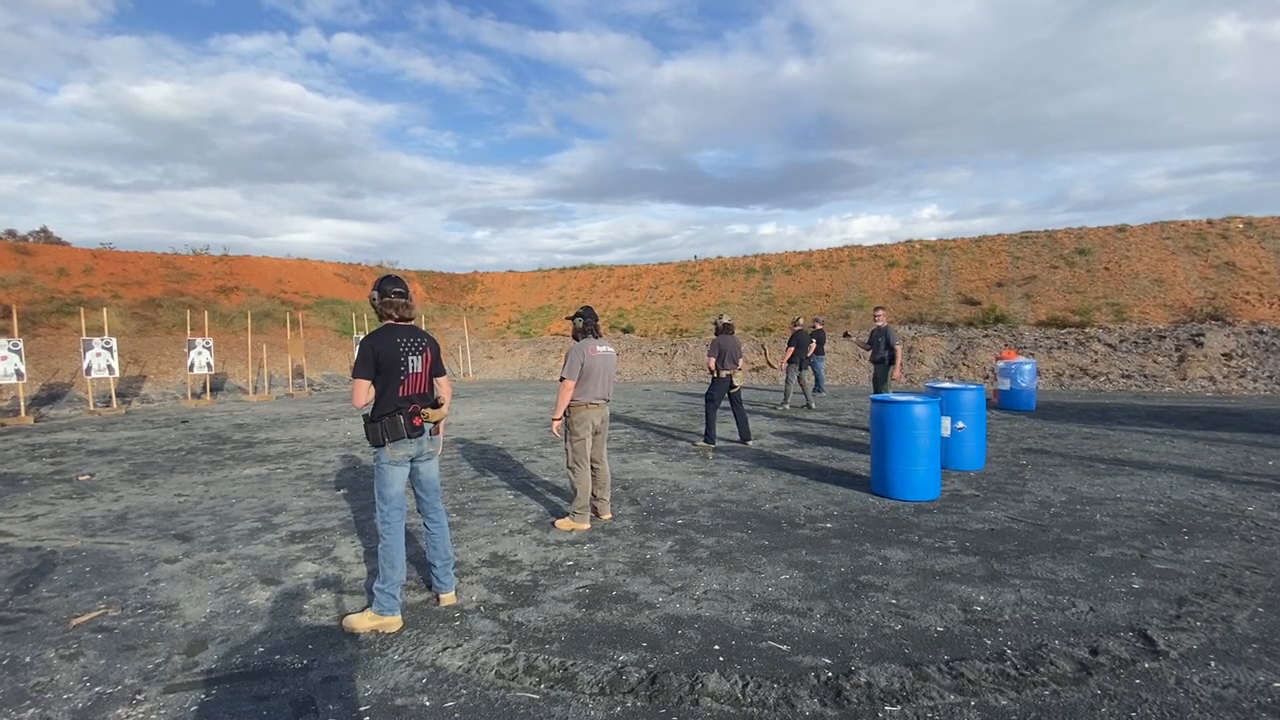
771,429,871,456
609,411,700,444
333,453,435,604
453,437,571,519
744,447,873,496
178,581,361,718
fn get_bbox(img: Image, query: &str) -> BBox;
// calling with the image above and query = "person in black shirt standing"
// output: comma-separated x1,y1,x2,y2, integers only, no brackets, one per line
342,274,458,634
809,316,828,395
854,305,903,394
776,316,816,409
695,314,752,448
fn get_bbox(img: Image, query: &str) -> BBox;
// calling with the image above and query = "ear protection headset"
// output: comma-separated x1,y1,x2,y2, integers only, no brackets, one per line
369,274,411,309
572,316,585,329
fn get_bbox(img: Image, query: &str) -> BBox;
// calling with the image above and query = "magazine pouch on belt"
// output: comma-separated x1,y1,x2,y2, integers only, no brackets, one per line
363,406,429,448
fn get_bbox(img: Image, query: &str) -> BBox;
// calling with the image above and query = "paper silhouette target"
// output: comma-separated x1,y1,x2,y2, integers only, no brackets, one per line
81,336,120,379
187,337,216,375
0,338,27,384
353,334,364,360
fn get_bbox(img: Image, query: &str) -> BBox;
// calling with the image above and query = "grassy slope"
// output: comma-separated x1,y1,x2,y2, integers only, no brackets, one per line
1,215,1276,340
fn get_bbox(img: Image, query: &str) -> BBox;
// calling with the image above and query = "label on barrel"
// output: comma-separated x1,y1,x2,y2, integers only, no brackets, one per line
941,415,951,437
997,377,1010,390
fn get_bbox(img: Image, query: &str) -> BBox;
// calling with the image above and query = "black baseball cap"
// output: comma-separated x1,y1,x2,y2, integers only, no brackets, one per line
374,274,411,299
565,305,599,322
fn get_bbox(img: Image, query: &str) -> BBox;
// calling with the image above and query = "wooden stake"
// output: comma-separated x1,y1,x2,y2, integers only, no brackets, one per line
204,309,212,400
299,312,309,393
80,307,94,411
463,315,473,379
13,305,27,419
247,309,254,395
263,344,270,396
286,312,294,395
363,314,369,334
185,309,192,403
103,307,118,409
0,305,34,426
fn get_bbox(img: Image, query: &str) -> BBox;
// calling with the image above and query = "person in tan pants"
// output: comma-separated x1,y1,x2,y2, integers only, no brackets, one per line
550,305,619,532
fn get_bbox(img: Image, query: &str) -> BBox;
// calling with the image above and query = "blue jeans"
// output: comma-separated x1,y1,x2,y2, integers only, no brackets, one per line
810,355,827,394
371,432,456,616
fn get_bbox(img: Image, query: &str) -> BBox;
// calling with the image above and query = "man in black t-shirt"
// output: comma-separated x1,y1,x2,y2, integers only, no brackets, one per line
341,274,458,635
776,316,816,409
809,316,828,395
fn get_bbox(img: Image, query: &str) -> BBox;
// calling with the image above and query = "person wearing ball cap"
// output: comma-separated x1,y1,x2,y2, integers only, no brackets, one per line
342,273,459,634
694,313,752,448
550,304,619,532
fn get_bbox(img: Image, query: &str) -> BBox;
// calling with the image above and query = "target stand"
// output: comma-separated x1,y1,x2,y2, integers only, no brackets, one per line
284,311,312,398
81,307,126,417
0,305,35,426
183,309,216,408
245,311,275,402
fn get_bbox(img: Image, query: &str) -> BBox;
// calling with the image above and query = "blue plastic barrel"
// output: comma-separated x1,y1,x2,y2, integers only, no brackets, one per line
924,381,987,472
995,357,1038,412
869,393,942,502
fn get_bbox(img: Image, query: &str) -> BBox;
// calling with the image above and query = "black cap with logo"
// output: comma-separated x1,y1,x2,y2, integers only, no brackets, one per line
370,274,412,304
565,305,599,323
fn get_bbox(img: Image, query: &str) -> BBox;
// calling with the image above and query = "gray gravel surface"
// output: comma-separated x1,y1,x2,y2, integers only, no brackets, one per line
1,381,1278,719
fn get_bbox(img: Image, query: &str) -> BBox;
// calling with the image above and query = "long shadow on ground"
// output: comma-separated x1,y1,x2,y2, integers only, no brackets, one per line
1031,447,1280,493
181,582,362,718
453,438,570,520
1029,397,1280,436
672,389,871,431
770,428,870,456
333,454,435,601
610,411,872,495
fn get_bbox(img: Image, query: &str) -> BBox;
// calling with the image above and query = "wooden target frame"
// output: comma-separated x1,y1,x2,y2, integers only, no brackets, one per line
352,312,369,360
245,310,275,402
285,311,311,397
183,309,215,407
0,305,34,426
81,307,125,416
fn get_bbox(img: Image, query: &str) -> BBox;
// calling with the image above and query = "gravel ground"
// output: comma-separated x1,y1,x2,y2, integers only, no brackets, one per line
1,381,1278,720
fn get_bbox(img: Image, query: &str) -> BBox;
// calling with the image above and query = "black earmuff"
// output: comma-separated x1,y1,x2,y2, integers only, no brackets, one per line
368,274,389,304
572,316,585,329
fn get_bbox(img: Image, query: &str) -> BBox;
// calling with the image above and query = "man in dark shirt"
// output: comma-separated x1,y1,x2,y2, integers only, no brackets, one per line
854,305,903,394
695,314,752,448
809,316,828,395
342,274,458,634
776,316,816,409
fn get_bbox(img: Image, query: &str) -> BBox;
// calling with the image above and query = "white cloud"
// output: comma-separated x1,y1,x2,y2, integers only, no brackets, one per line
0,0,1276,272
261,0,379,26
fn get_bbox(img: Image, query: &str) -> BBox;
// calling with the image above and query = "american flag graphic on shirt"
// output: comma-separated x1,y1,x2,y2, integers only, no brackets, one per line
397,335,435,397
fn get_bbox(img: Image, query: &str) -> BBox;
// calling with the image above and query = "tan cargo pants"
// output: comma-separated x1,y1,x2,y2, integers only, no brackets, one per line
564,403,612,524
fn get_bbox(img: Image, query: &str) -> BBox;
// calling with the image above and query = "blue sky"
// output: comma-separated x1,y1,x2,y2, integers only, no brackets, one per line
0,0,1277,271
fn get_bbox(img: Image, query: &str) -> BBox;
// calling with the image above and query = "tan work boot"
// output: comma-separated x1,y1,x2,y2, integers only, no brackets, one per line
554,516,590,532
437,591,457,607
341,608,403,634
